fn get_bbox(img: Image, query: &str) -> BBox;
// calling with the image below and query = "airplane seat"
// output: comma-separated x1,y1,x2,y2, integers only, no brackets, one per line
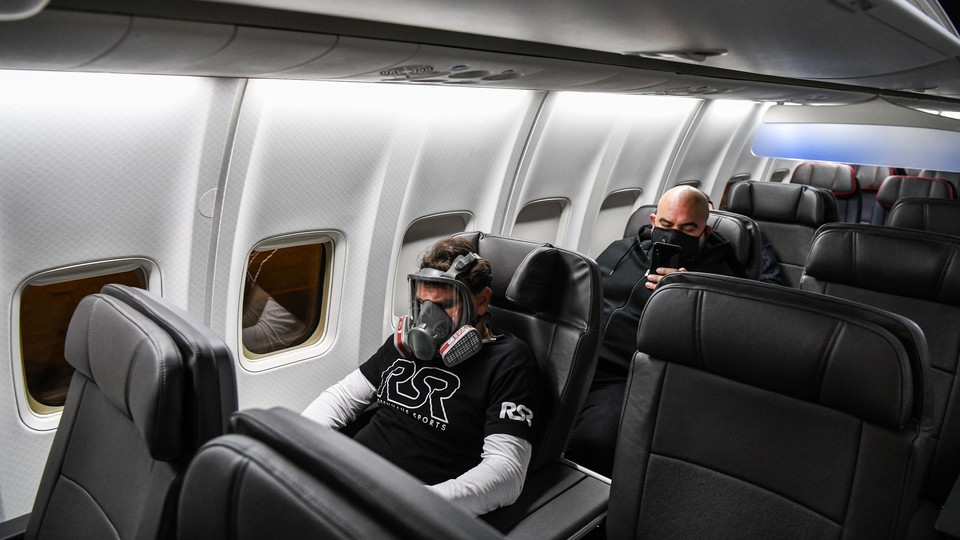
177,407,506,540
725,181,838,287
608,272,933,540
919,170,960,192
99,285,238,451
871,175,956,225
790,161,861,222
452,232,608,538
22,285,238,540
622,205,763,280
799,224,960,537
25,292,186,540
887,197,960,237
855,165,896,223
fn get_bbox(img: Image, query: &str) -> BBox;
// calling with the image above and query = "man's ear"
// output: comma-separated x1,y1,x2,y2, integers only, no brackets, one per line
649,212,657,226
475,287,493,316
703,224,713,240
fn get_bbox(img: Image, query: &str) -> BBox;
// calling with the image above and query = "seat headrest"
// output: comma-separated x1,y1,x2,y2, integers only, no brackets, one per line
641,273,927,429
919,170,960,190
455,232,558,312
805,223,960,306
726,181,839,226
226,408,505,540
100,284,238,449
708,210,759,272
856,165,896,191
64,294,184,460
791,162,858,198
876,175,955,209
887,198,960,237
623,204,657,239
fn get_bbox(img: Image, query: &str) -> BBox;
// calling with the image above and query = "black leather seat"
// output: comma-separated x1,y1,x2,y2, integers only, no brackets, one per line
23,285,236,540
800,224,960,534
790,161,861,222
623,205,763,280
919,169,960,192
887,197,960,237
177,408,506,540
453,232,607,537
855,165,896,223
725,181,838,287
608,272,933,540
99,285,238,450
871,175,955,225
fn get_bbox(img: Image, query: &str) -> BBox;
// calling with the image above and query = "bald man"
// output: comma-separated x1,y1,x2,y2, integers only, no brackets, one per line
565,186,745,476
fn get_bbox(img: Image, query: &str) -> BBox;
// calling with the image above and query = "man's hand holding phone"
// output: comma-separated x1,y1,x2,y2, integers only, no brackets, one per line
646,241,686,290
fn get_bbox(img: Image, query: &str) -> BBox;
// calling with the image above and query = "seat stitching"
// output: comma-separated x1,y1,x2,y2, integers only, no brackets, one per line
215,440,373,538
56,473,122,539
814,321,843,404
841,421,864,524
936,247,957,304
648,452,844,528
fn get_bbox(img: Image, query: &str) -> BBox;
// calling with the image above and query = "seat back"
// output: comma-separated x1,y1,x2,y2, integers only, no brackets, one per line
919,170,960,192
26,286,237,540
27,293,185,540
623,205,763,280
454,232,601,473
801,223,960,504
855,165,896,223
872,175,956,225
790,161,861,222
887,197,960,237
725,181,838,287
608,272,932,540
100,285,238,450
178,408,505,540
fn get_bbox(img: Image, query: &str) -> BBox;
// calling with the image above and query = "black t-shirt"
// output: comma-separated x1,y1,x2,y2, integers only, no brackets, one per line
355,333,540,485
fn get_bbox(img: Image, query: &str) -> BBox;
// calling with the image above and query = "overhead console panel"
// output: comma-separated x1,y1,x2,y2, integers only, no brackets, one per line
0,0,956,106
195,0,960,97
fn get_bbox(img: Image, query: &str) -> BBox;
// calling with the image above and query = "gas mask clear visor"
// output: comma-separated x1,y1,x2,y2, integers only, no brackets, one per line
394,254,483,366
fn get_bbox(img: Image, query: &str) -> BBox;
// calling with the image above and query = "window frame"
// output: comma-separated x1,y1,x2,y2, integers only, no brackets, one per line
237,231,344,373
12,258,161,431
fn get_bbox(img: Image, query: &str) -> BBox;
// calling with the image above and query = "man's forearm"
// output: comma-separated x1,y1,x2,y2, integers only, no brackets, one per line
427,433,532,516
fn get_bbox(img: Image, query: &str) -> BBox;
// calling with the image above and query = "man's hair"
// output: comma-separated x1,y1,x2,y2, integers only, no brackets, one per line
419,237,493,293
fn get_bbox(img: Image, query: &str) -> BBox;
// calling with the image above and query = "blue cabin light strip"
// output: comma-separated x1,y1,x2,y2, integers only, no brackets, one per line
752,123,960,171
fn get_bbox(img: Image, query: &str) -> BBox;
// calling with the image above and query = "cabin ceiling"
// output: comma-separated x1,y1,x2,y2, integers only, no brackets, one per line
1,0,960,106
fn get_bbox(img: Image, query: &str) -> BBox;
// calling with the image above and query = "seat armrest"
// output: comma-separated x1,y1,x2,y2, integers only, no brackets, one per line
938,478,960,538
0,513,29,540
482,460,609,540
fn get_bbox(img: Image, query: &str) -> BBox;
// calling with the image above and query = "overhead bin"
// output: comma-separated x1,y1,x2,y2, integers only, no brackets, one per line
752,97,960,171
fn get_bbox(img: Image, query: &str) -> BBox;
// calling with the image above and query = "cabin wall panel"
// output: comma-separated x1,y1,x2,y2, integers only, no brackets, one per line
506,92,702,253
669,100,767,202
0,71,238,520
208,81,541,413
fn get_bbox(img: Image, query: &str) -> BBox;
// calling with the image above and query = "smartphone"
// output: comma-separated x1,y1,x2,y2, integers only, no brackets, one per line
649,241,681,273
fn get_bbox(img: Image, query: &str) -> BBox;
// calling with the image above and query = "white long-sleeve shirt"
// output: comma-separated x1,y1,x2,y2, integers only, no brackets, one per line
303,369,531,515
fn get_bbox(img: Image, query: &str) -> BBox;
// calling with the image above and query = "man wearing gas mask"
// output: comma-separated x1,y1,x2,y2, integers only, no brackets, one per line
565,186,746,477
303,237,540,516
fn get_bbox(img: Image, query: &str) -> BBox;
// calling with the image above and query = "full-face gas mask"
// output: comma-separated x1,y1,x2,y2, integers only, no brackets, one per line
394,253,484,367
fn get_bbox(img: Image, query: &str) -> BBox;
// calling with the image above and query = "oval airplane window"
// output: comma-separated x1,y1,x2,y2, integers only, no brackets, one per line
241,238,334,358
14,258,158,429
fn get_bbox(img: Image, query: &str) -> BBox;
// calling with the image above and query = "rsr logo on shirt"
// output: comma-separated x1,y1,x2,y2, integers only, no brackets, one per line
379,359,461,423
499,402,533,427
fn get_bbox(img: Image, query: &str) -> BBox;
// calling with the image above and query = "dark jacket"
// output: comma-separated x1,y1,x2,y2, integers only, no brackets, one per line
593,224,745,382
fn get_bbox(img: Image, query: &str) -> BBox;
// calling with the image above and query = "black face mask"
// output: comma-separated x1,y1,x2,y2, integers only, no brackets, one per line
650,227,704,263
